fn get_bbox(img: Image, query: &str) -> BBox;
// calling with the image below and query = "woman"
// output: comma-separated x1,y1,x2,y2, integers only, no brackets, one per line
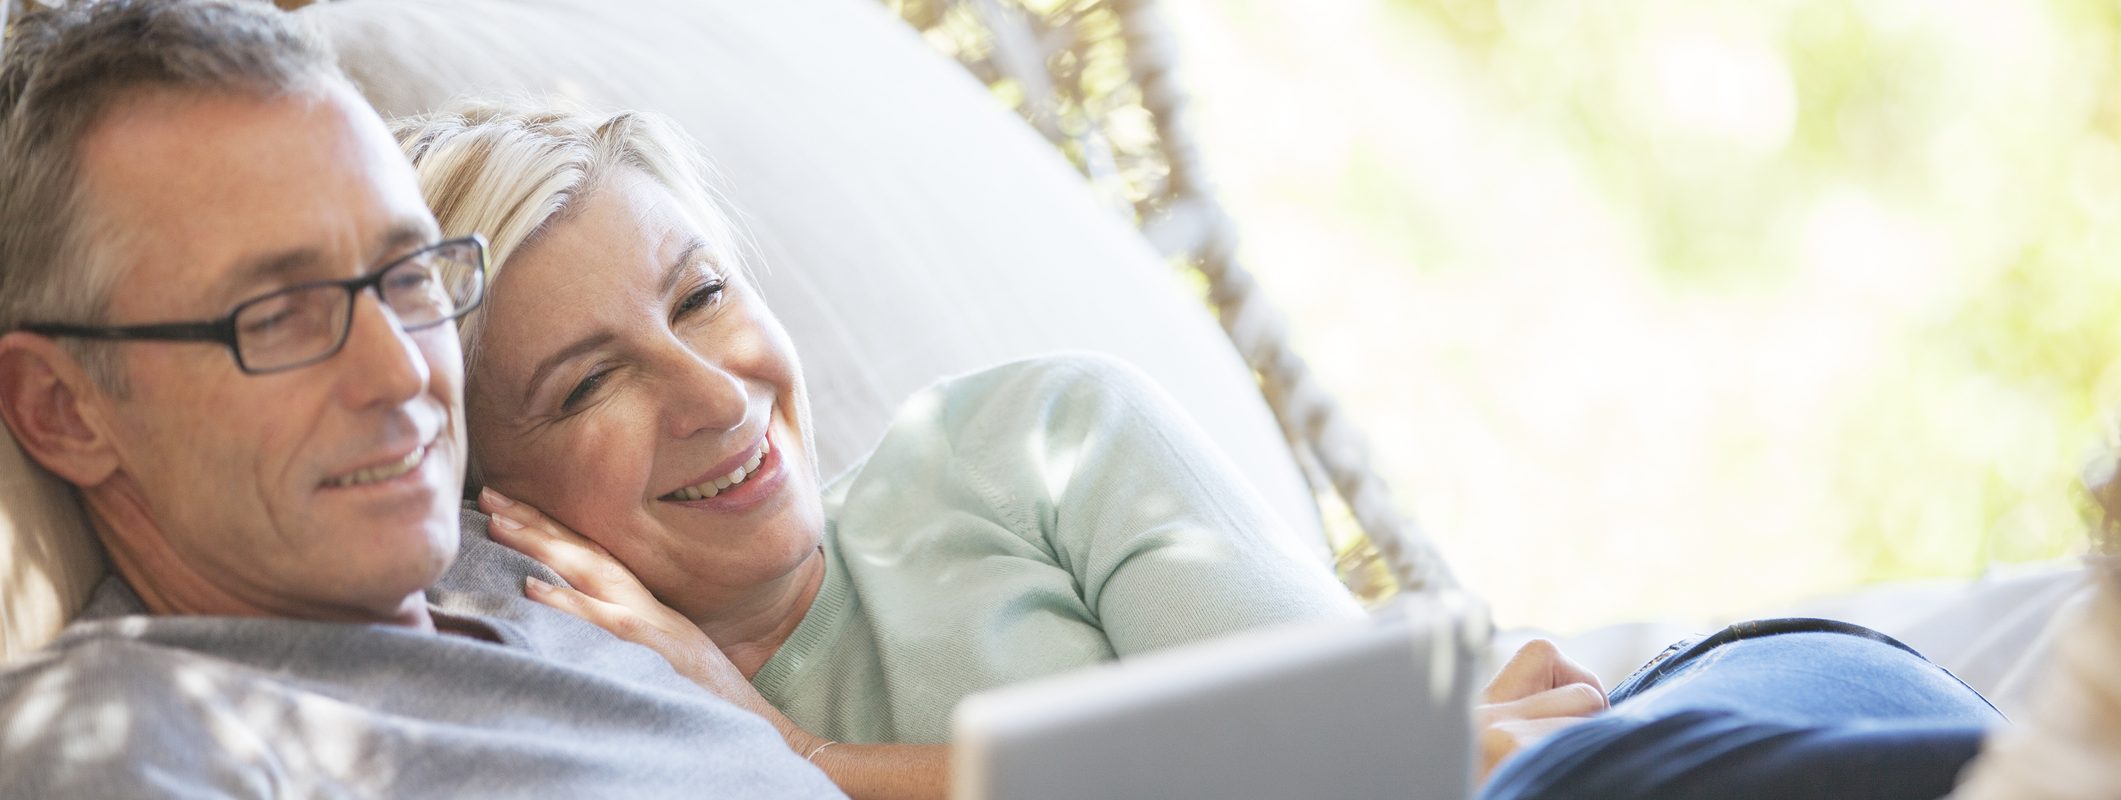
397,101,2012,800
393,103,1377,799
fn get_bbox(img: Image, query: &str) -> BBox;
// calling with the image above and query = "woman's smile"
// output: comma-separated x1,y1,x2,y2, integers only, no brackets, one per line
657,408,791,514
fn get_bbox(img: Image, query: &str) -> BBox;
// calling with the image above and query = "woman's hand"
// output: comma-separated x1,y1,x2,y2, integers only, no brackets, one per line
478,488,946,800
1475,638,1608,784
477,488,813,744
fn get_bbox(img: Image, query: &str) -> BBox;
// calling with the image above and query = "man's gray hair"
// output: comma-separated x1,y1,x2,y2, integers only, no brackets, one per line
0,0,341,390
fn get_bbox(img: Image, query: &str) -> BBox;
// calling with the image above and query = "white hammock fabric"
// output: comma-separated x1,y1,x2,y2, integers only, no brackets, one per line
1949,568,2121,800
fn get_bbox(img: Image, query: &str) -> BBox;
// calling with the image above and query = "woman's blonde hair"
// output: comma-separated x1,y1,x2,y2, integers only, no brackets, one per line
390,99,751,374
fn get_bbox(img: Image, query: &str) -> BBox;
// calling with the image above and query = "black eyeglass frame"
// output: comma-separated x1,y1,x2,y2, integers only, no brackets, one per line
21,235,489,375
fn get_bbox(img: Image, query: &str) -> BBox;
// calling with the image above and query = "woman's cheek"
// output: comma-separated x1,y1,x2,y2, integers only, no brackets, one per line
583,396,665,499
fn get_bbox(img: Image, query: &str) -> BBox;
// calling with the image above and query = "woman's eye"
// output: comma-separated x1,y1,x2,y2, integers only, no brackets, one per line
561,368,610,413
675,280,726,318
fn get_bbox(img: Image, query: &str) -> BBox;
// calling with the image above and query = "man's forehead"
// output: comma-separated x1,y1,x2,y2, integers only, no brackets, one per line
76,84,436,314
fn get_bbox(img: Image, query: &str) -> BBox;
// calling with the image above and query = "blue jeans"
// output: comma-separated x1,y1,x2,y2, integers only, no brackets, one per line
1480,619,2004,800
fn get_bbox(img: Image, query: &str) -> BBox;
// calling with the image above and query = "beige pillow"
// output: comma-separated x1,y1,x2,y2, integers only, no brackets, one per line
0,436,101,662
0,0,1321,662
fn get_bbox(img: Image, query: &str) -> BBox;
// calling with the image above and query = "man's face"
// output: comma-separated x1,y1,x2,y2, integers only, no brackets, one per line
74,81,465,623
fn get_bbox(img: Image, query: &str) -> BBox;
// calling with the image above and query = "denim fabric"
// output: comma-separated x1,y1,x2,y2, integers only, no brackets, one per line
1480,619,2003,800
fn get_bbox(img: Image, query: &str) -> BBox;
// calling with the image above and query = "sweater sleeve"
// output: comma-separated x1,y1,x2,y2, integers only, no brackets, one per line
936,353,1364,657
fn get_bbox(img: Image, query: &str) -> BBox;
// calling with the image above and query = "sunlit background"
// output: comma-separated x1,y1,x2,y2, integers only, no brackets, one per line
1163,0,2121,631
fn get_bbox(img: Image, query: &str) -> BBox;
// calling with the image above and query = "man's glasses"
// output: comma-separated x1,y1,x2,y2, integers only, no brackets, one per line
23,236,488,375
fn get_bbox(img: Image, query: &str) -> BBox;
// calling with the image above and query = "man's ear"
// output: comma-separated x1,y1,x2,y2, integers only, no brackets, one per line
0,331,122,488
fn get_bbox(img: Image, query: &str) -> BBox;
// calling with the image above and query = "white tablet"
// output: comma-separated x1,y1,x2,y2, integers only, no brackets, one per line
952,593,1490,800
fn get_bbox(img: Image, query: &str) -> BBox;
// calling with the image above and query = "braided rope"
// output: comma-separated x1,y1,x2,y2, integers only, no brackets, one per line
1105,0,1453,594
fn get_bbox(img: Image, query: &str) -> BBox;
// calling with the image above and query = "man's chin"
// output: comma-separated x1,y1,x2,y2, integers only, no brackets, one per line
345,516,460,617
304,451,464,610
315,494,461,587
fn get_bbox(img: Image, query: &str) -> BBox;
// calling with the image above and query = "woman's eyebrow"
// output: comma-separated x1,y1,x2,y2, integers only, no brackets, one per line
658,237,711,296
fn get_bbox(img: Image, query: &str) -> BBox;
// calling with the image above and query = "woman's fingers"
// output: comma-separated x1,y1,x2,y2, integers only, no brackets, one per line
1485,639,1559,703
480,487,605,554
523,575,701,664
523,575,785,729
523,575,639,639
1477,682,1609,727
1486,639,1606,703
1545,647,1604,698
486,487,713,686
1474,668,1610,784
1475,669,1608,785
481,488,652,604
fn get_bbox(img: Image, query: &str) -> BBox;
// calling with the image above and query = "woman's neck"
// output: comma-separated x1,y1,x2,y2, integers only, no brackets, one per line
694,545,827,679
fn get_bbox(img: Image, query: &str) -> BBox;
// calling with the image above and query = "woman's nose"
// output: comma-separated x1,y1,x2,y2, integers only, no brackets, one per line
665,352,748,439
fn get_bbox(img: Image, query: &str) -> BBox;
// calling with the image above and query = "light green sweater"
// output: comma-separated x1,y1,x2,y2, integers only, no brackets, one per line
750,354,1363,744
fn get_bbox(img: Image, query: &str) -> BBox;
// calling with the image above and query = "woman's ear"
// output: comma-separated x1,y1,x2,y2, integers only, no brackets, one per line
0,332,123,488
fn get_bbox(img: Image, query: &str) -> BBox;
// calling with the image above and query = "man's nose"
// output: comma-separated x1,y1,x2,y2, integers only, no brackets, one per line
332,290,431,409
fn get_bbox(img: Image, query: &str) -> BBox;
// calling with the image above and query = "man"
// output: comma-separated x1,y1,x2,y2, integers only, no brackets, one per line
0,1,843,795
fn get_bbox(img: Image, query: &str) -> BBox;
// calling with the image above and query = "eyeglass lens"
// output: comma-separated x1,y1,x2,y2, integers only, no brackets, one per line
233,241,483,372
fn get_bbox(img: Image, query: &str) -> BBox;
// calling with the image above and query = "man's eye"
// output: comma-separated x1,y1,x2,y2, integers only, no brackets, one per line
242,309,298,336
238,292,326,340
562,368,610,413
385,267,435,294
675,280,726,318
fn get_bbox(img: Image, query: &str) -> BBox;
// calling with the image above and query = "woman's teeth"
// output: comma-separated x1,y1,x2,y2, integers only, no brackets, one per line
663,436,771,502
327,445,424,488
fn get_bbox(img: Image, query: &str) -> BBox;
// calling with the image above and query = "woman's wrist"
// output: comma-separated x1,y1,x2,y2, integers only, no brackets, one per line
781,721,831,763
803,739,840,763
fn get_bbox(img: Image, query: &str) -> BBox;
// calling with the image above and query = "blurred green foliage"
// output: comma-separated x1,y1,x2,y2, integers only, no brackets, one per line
1410,0,2121,585
1179,0,2121,625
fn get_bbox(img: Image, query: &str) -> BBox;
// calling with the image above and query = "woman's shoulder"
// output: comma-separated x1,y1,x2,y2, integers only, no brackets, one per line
828,353,1166,537
918,351,1171,439
830,353,1170,479
832,351,1202,487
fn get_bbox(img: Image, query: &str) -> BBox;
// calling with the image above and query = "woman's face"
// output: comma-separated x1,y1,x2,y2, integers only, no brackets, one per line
468,168,823,620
